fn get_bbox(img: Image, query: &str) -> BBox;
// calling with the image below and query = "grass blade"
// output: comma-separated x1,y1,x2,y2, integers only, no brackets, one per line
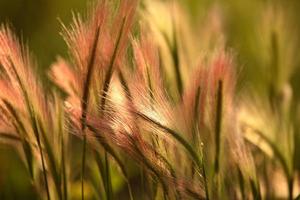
99,17,126,200
7,59,51,200
250,178,261,200
214,80,223,175
100,18,125,111
237,167,245,200
87,124,133,200
37,117,62,200
80,26,100,200
245,125,293,199
135,111,202,174
1,99,35,179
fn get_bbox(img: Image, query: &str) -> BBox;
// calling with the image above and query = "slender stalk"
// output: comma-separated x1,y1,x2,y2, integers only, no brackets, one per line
100,18,125,110
237,167,245,200
162,8,183,98
162,30,182,99
288,177,294,200
104,152,112,200
61,132,67,200
37,117,62,200
38,134,51,200
81,26,100,200
99,17,126,200
9,61,51,200
249,126,292,199
202,161,209,200
89,122,170,199
171,28,182,98
135,112,202,173
86,124,133,200
212,80,223,199
199,143,209,200
214,80,223,175
119,68,179,199
1,100,34,179
192,86,201,143
250,178,261,200
81,135,88,200
59,106,68,200
269,31,279,111
132,140,170,198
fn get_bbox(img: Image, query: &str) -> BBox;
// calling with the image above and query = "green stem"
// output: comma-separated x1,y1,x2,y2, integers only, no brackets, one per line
80,26,100,200
9,60,51,200
104,152,112,200
86,125,133,200
38,137,51,200
250,126,292,198
99,17,126,200
214,80,223,175
135,112,202,174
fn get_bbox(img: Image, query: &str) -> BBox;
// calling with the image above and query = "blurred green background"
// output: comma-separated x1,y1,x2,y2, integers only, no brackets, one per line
0,0,300,198
0,0,87,68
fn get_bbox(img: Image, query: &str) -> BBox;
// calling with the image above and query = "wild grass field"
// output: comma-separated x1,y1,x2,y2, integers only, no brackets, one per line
0,0,300,199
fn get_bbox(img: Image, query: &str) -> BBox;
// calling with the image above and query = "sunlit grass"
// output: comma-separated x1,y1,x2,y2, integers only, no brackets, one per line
0,0,300,199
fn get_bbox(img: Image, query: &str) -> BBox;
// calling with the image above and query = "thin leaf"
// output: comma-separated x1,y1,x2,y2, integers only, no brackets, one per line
99,16,127,200
250,178,261,200
37,117,62,200
81,25,100,200
87,124,133,200
247,126,292,195
135,111,202,174
237,167,245,200
2,99,34,180
8,59,51,200
214,80,223,175
100,17,126,111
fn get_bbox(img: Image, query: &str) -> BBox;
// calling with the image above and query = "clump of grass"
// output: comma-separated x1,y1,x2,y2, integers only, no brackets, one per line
0,0,300,199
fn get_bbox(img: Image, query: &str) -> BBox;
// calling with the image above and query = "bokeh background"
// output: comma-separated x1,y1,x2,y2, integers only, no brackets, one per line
0,0,300,198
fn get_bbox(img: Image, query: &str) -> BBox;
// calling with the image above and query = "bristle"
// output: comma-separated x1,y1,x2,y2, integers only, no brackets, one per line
1,0,298,199
49,58,77,96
